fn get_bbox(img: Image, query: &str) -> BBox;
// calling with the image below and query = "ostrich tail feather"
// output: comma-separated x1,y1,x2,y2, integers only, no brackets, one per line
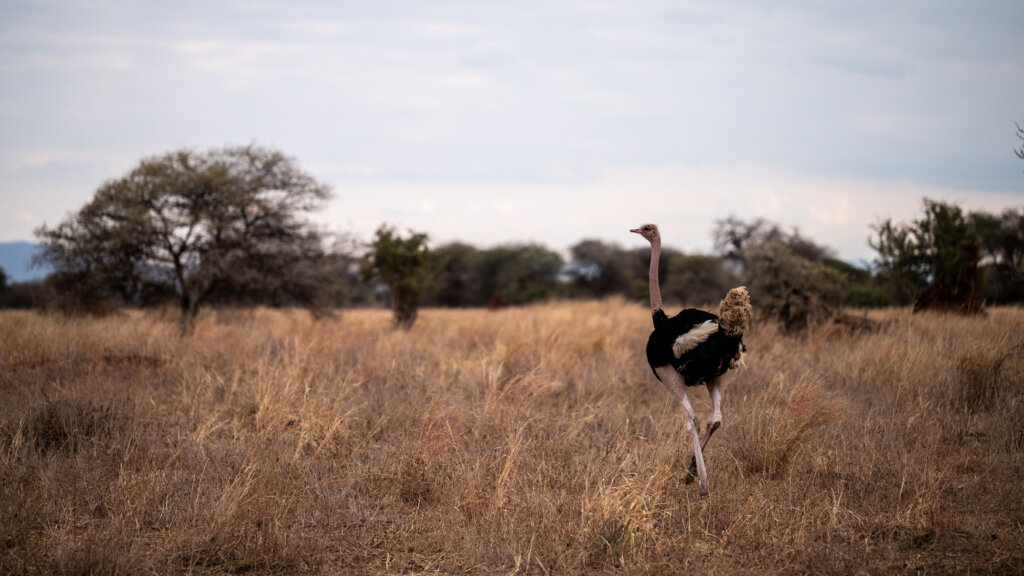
672,319,719,358
719,286,752,337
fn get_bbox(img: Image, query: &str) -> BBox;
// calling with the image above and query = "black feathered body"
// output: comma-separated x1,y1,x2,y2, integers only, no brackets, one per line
646,308,745,386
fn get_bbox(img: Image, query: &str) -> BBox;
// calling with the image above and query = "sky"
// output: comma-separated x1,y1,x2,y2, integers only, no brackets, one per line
1,0,1022,263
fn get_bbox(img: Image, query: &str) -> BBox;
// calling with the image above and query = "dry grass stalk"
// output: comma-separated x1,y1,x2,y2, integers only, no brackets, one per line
0,303,1022,574
581,468,669,568
954,337,1021,412
734,374,847,478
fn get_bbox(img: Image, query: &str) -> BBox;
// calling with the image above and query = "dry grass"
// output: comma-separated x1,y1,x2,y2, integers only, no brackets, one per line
733,375,846,478
1,300,1022,575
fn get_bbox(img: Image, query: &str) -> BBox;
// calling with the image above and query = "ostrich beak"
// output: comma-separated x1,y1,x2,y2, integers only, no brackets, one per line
629,227,641,234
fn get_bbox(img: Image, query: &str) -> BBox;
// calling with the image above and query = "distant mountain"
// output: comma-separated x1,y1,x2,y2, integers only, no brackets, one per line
0,242,50,283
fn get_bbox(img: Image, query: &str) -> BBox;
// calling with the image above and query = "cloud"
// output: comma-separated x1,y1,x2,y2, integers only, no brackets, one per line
807,193,851,226
0,149,117,172
2,0,1022,251
17,211,39,224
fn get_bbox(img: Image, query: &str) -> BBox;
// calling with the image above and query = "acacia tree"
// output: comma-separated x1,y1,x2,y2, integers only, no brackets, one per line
566,239,636,299
663,252,736,307
36,144,332,331
972,122,1024,302
427,242,479,307
870,198,982,313
867,219,926,305
714,216,844,331
470,243,563,306
971,209,1024,303
362,225,435,329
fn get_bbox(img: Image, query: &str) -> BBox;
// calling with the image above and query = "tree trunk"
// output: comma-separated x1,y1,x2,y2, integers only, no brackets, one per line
392,288,419,330
178,293,200,335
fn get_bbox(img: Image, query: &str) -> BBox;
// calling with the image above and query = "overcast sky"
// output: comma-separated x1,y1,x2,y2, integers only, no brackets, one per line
1,0,1022,262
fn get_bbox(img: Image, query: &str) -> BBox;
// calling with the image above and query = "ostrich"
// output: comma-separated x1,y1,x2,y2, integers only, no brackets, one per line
631,223,752,497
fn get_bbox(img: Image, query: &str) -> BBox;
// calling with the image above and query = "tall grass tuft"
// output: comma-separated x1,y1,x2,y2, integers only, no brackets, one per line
954,337,1021,412
733,374,847,478
581,469,668,568
27,397,126,454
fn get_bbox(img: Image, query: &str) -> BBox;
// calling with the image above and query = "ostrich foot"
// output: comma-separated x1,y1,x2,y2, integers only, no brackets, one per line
684,456,697,484
698,477,709,497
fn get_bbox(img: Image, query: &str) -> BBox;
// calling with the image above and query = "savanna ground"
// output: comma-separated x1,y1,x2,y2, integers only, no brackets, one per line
1,300,1022,575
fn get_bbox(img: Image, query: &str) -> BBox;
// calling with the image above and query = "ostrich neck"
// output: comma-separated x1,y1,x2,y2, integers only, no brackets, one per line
648,237,662,313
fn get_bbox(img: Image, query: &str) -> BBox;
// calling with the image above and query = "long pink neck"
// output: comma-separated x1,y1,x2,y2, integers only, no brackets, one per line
648,237,662,313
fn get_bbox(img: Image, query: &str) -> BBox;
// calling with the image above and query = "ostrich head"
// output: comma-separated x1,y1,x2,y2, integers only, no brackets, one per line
630,223,659,242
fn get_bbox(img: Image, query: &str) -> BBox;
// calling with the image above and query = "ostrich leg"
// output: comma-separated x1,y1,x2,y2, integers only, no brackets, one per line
687,376,725,483
656,366,709,496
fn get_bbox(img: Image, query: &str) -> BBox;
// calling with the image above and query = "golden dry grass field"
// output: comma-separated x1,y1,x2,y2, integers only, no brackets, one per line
1,300,1023,575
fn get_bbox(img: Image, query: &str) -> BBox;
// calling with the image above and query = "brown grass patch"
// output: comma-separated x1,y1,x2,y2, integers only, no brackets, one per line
25,397,127,454
0,303,1022,574
954,336,1022,412
581,468,670,568
733,374,847,478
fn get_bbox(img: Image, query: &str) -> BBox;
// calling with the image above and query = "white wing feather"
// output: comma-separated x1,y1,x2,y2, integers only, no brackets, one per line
672,320,719,358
